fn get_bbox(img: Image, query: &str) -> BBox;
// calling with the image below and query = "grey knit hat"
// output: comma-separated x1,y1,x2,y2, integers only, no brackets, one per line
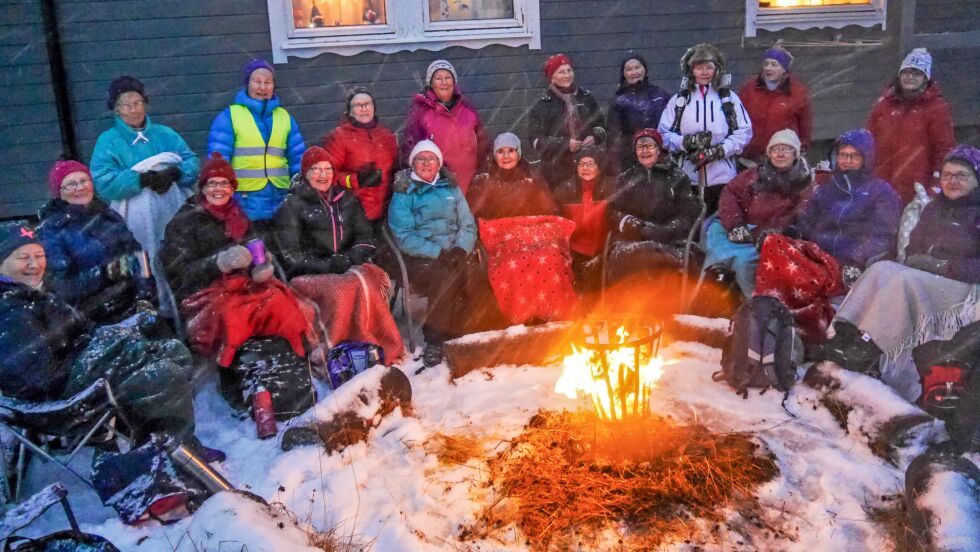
426,60,458,86
493,132,522,156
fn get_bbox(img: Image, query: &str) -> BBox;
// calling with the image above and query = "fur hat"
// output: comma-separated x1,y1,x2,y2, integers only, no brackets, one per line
409,140,444,167
426,60,458,86
198,152,238,190
107,76,146,110
899,48,932,80
680,43,729,89
243,58,275,88
767,129,802,157
0,222,41,264
543,53,573,81
633,128,664,150
493,132,522,156
763,46,793,72
944,144,980,181
48,160,91,198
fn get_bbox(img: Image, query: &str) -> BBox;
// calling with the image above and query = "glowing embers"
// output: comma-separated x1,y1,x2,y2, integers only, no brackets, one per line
556,318,664,421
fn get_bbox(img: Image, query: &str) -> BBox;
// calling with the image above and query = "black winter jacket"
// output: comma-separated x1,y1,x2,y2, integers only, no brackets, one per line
0,280,91,401
608,161,702,245
273,180,376,278
528,86,605,187
160,198,259,302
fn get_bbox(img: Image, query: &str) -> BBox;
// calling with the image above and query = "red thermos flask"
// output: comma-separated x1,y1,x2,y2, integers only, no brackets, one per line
252,386,277,439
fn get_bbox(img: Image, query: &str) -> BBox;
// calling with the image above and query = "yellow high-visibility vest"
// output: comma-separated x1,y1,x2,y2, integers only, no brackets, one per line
229,105,292,191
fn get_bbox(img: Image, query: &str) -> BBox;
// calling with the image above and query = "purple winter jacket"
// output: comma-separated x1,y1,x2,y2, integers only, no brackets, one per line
400,87,489,195
607,79,671,171
907,187,980,283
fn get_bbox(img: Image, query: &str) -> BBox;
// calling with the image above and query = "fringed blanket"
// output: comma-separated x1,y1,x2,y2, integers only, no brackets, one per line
478,215,578,325
290,263,404,365
182,274,318,367
755,234,843,344
835,261,980,401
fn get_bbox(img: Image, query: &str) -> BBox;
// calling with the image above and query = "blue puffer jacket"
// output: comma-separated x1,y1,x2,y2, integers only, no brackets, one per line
90,116,200,202
207,89,305,177
387,168,477,259
38,198,143,323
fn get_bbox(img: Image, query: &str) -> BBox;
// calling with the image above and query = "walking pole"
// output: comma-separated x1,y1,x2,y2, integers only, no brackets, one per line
681,157,708,311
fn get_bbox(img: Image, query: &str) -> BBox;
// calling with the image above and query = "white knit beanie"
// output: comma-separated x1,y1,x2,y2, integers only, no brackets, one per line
767,129,802,157
899,48,932,80
493,132,522,156
426,60,458,86
409,139,444,167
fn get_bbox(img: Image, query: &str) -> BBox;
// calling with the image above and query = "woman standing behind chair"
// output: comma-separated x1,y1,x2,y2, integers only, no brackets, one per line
528,53,606,188
607,51,670,173
401,60,488,194
208,58,306,222
322,87,398,226
274,146,403,364
738,46,813,164
39,160,147,324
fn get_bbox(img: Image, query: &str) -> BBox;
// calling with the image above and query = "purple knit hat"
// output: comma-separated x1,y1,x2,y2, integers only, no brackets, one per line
835,128,875,171
943,144,980,180
243,58,275,87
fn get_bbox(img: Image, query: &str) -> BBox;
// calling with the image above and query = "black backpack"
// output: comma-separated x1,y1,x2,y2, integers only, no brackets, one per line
715,295,802,398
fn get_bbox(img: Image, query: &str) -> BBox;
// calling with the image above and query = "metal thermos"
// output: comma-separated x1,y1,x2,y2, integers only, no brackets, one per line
252,386,277,440
167,442,234,495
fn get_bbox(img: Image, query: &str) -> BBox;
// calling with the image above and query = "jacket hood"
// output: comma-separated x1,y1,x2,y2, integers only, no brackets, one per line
393,167,459,194
233,88,282,115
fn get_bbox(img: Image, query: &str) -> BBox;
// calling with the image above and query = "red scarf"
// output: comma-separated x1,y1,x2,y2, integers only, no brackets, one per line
200,196,250,241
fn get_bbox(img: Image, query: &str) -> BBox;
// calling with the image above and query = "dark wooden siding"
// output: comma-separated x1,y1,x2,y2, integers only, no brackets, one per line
915,0,978,33
1,0,64,218
3,0,978,217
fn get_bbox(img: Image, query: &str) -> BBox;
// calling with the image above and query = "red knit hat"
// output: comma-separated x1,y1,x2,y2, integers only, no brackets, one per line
48,160,91,197
543,53,573,81
198,152,238,190
301,146,336,176
633,128,664,150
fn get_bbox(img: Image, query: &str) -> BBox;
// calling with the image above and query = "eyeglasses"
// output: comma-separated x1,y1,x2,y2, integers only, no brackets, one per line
769,145,795,154
635,144,659,152
309,167,334,174
350,102,373,110
940,171,974,183
61,177,92,191
413,156,440,165
203,181,233,191
577,161,598,168
117,100,145,111
837,152,863,161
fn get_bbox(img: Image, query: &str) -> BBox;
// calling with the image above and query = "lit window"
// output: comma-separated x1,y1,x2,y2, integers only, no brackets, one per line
746,0,886,37
269,0,541,62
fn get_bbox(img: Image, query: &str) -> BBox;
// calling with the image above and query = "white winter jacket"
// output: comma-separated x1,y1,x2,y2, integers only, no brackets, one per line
658,84,753,187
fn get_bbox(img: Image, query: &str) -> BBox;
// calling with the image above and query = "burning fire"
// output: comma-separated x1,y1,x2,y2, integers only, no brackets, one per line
555,324,665,421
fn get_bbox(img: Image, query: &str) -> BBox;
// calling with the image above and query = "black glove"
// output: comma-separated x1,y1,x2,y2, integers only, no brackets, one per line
842,265,863,288
905,254,949,276
326,253,352,274
447,247,468,267
682,131,713,153
727,225,753,244
348,245,374,265
105,253,135,281
755,228,781,251
695,145,726,167
357,166,383,188
139,166,181,194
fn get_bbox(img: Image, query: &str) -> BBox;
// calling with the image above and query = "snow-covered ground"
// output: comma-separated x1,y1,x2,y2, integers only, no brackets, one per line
17,338,978,551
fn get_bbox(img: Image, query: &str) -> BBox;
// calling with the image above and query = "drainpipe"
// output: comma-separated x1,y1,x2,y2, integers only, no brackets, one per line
39,0,79,160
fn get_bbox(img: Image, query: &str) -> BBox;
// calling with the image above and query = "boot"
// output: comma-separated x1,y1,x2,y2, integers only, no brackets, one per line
819,322,883,377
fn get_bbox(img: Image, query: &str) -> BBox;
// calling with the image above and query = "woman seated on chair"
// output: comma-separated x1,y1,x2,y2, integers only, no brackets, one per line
606,129,702,285
554,145,615,294
466,132,578,326
38,160,150,325
822,145,980,401
387,140,479,368
273,146,404,364
706,129,813,298
160,153,318,368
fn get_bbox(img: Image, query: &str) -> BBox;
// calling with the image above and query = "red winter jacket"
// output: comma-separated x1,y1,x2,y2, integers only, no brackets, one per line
866,81,956,204
738,75,813,162
400,87,489,195
322,119,398,221
718,163,813,236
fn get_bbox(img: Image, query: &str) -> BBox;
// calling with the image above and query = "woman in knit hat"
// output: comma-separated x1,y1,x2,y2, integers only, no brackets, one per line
388,140,480,367
273,146,403,365
322,87,398,226
37,159,147,324
607,51,671,173
160,153,319,370
207,58,306,221
528,53,606,188
738,45,813,164
400,59,489,194
706,128,814,298
89,75,199,272
866,48,956,204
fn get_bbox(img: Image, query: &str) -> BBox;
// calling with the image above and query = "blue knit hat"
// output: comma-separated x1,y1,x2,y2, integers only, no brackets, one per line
836,128,876,171
243,58,275,87
0,222,41,264
944,144,980,180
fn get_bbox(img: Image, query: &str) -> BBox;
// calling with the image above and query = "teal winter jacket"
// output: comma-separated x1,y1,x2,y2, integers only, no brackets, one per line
387,168,477,259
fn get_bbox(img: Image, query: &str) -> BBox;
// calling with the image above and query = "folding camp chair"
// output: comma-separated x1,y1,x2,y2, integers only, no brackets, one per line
0,483,120,550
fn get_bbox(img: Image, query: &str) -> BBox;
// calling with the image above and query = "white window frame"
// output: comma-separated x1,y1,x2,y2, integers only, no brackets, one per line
745,0,887,37
267,0,541,63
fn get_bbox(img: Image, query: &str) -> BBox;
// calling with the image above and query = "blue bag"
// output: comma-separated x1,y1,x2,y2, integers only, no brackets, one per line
327,342,385,389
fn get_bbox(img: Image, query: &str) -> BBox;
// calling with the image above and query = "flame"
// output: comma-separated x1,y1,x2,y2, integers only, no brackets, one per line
555,326,665,421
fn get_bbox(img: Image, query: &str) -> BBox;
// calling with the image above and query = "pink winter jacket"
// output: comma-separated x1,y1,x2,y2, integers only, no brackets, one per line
400,87,489,194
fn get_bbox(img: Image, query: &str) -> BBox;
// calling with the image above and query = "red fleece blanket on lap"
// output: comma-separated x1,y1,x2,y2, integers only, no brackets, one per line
182,274,318,367
478,215,578,325
754,234,844,344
